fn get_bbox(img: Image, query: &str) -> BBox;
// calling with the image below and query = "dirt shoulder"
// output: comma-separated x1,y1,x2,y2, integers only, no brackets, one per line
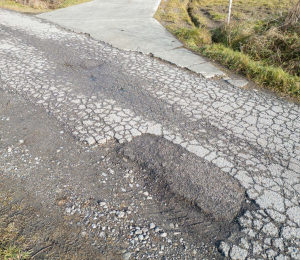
0,88,123,259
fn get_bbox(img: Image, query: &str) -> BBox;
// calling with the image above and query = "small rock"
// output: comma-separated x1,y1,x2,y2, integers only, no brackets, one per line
218,241,230,257
117,211,125,218
135,230,143,235
123,252,132,260
160,232,167,238
86,137,96,145
149,223,155,229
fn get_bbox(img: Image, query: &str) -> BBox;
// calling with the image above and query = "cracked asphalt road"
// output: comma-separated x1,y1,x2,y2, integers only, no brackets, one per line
1,9,300,260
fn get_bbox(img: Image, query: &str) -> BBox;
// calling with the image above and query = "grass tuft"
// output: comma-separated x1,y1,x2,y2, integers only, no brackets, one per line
0,224,32,260
0,245,32,260
174,27,212,46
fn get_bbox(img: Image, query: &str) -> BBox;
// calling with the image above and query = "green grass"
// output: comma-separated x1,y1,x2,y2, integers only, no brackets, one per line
173,27,212,46
0,245,32,260
155,0,300,100
0,223,32,260
208,11,227,21
197,44,300,95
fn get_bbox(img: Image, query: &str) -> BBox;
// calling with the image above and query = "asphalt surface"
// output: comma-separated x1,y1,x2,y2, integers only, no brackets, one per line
1,8,300,260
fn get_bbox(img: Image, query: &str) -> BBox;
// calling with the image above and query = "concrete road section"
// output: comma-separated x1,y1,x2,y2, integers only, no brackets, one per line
1,9,300,259
36,0,225,78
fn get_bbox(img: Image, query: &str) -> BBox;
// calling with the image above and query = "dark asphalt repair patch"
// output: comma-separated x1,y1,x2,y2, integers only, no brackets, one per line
120,134,246,224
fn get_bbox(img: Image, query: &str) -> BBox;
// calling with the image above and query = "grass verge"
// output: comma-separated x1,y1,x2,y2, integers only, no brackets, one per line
197,44,300,95
0,0,91,13
155,0,300,100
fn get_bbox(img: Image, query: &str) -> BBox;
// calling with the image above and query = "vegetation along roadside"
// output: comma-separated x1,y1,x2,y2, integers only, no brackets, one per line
155,0,300,99
0,0,90,13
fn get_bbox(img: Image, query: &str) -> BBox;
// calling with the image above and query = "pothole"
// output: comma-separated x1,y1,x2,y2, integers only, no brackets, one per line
118,134,254,242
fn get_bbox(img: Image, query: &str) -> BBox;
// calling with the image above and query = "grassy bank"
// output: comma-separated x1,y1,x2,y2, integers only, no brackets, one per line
0,0,90,13
155,0,300,99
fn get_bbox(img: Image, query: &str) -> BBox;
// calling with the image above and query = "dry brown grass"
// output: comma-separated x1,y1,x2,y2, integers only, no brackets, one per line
189,0,292,24
0,0,91,12
282,0,300,28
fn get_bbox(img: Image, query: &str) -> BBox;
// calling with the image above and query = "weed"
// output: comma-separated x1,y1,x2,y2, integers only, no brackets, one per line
0,224,32,260
0,245,32,260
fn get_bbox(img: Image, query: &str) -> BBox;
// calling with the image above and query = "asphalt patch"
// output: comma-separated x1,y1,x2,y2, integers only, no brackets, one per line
120,134,246,223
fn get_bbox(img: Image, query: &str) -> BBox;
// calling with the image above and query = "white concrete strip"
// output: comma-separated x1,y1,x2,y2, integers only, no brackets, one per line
37,0,224,78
